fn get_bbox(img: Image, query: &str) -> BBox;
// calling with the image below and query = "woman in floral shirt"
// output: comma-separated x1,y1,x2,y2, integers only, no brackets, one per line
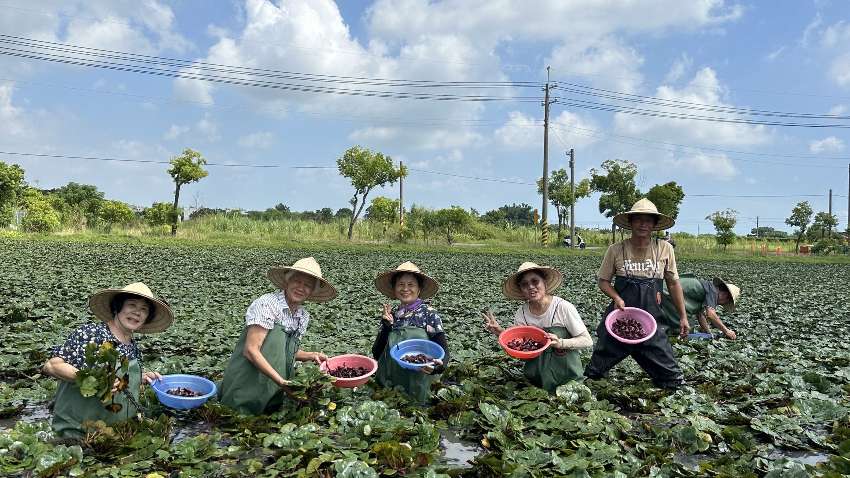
372,261,448,403
43,282,173,437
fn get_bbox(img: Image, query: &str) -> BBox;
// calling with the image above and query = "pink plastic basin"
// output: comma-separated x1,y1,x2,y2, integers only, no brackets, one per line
319,354,378,388
605,307,657,344
498,326,551,360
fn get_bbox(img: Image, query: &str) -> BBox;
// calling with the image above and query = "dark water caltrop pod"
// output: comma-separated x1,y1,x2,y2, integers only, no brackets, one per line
612,316,648,340
166,387,202,397
401,353,433,364
328,363,370,378
506,337,545,351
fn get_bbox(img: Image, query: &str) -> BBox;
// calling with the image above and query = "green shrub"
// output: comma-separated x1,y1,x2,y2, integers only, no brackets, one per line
21,190,60,233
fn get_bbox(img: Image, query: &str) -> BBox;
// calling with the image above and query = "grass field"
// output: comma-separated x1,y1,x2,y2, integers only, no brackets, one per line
1,235,849,476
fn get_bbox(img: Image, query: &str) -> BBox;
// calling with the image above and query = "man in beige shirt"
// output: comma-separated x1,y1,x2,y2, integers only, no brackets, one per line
584,199,689,389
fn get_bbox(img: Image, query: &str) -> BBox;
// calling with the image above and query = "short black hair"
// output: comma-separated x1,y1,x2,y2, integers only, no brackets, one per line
629,214,659,226
109,293,156,323
391,272,424,289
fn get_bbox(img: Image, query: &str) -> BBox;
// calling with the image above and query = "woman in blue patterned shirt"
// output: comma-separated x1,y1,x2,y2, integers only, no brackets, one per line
372,261,449,403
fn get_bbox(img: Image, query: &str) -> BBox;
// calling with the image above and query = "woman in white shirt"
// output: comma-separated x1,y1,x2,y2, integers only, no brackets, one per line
483,262,592,392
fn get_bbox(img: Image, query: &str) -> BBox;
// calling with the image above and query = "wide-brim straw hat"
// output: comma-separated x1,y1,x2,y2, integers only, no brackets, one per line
267,257,337,302
713,277,740,312
502,262,564,300
613,198,675,231
89,282,174,334
374,261,440,300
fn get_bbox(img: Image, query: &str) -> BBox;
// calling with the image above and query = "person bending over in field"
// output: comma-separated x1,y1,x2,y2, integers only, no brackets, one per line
658,275,740,340
483,262,592,393
43,282,173,438
584,198,689,389
372,262,448,403
218,257,335,415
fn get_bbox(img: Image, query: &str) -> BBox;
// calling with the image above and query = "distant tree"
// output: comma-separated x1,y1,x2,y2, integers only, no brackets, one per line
99,200,135,231
750,226,787,239
481,208,508,228
435,206,472,244
21,188,60,233
315,208,334,223
590,159,641,243
785,201,814,253
50,182,105,228
366,196,399,234
145,202,180,228
337,146,405,240
645,182,685,223
405,204,434,242
0,161,26,227
706,209,738,249
334,207,353,219
812,211,839,239
482,203,535,228
167,148,208,236
273,203,290,214
189,207,226,220
537,169,592,237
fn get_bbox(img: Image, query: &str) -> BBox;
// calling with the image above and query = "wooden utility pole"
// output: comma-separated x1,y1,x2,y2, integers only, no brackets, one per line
569,148,576,248
847,163,849,234
541,66,551,247
756,216,759,237
399,160,404,227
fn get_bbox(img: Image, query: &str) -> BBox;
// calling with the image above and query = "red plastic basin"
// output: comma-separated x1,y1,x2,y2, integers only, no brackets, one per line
498,326,551,360
604,307,657,344
319,354,378,388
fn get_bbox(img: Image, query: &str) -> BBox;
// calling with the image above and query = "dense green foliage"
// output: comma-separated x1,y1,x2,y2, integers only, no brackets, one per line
1,238,848,476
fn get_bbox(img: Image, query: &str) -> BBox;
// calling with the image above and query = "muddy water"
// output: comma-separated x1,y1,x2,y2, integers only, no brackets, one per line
438,429,481,468
769,449,830,466
0,403,51,430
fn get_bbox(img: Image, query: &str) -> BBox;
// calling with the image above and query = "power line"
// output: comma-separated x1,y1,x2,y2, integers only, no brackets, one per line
0,150,334,169
407,167,535,186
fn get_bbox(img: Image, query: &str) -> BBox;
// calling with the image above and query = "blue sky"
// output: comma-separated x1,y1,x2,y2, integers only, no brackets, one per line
1,0,849,234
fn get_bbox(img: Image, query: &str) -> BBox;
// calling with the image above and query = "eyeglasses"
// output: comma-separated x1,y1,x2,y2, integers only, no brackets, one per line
519,278,543,289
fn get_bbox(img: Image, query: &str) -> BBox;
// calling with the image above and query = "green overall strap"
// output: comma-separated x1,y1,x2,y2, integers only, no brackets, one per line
660,276,707,332
375,326,437,403
51,359,142,438
522,326,583,393
218,326,299,415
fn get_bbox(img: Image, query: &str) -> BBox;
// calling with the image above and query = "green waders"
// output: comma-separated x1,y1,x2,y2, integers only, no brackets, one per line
51,359,142,438
522,326,583,393
584,275,684,389
218,326,299,415
659,275,707,333
376,326,437,403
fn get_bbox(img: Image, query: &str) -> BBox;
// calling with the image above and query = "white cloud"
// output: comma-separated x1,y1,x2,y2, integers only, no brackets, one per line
495,110,598,150
614,67,771,147
829,53,850,88
812,20,850,88
238,131,275,149
0,85,28,138
196,114,220,142
764,46,785,62
829,104,848,115
163,124,189,140
665,152,737,179
809,136,845,153
664,54,693,83
547,36,644,93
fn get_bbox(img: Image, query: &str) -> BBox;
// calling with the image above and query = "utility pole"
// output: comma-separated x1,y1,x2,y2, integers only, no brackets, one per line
828,188,833,236
399,160,404,227
541,66,552,247
756,216,759,238
847,163,849,234
569,148,576,249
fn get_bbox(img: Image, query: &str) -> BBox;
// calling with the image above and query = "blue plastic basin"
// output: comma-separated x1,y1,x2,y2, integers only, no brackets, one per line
688,332,714,340
390,339,445,371
151,374,217,410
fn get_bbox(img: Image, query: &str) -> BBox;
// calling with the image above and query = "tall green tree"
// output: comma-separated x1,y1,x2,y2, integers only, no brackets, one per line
0,161,26,227
537,168,592,237
167,148,208,236
366,196,399,235
337,146,405,240
785,201,813,253
706,209,738,249
99,200,135,232
21,188,60,233
145,202,179,228
52,182,105,228
645,181,685,222
435,206,472,244
589,159,641,242
812,211,839,239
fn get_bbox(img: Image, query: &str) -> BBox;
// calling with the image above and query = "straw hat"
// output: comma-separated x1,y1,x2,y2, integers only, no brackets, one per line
613,198,675,231
88,282,174,334
374,261,440,300
268,257,337,302
502,262,564,300
712,277,741,312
